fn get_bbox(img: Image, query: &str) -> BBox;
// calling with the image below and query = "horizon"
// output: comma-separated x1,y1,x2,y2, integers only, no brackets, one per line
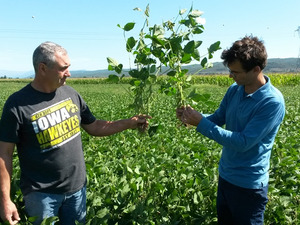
1,57,298,78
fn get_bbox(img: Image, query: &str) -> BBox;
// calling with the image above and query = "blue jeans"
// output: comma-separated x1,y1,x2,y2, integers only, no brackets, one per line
217,176,268,225
23,186,86,225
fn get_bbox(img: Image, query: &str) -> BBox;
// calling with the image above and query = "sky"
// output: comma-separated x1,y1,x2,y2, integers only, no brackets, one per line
0,0,300,73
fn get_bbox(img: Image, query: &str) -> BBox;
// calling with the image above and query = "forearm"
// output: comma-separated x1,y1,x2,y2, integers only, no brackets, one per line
97,119,133,136
0,142,20,224
0,155,12,204
82,119,133,137
196,117,261,152
0,142,14,204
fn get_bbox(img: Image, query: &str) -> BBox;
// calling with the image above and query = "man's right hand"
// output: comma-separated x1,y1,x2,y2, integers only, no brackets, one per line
0,200,20,225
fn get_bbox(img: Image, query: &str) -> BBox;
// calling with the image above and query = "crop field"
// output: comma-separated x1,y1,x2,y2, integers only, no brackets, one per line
0,74,299,224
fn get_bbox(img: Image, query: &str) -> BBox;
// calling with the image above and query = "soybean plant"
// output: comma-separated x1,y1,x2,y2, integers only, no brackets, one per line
107,5,221,131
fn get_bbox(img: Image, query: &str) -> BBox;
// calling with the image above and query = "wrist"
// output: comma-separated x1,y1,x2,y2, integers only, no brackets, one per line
0,195,11,206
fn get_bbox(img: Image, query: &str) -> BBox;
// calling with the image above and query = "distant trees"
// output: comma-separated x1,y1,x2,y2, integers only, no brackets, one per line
0,76,16,79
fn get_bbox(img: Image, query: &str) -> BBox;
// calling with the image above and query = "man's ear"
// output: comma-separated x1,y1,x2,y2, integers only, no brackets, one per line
38,63,47,75
253,65,261,74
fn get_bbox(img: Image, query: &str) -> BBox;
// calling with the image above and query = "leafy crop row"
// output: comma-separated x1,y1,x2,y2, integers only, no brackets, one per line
2,73,299,86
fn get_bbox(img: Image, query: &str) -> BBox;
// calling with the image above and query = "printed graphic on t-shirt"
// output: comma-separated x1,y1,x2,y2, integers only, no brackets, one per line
31,98,80,153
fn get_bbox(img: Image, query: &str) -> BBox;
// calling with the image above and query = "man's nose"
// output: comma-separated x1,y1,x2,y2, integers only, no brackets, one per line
65,69,71,77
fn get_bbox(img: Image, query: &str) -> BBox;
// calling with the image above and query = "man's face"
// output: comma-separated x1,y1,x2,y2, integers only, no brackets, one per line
228,60,254,86
45,52,71,88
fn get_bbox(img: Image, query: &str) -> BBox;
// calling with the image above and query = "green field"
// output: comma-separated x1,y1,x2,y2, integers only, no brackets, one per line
0,74,299,224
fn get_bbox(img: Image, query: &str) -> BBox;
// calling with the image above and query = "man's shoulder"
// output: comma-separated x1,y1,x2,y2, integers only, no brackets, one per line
57,85,83,102
59,85,78,94
265,81,285,104
226,83,240,96
6,83,31,101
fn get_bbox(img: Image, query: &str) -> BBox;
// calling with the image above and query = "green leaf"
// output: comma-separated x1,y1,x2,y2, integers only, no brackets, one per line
167,70,176,76
152,48,165,58
194,40,202,48
184,41,196,54
107,57,119,67
126,36,136,52
148,124,161,137
193,192,199,204
92,197,103,206
150,65,156,73
128,69,139,78
127,166,133,173
107,57,123,74
188,89,211,102
107,74,119,83
115,64,123,74
145,34,166,46
134,166,140,174
97,207,109,219
181,69,189,75
186,75,192,82
201,57,208,68
133,80,141,87
179,19,191,27
208,41,221,59
41,216,59,225
192,49,200,61
208,41,221,52
184,41,202,54
181,53,192,64
124,22,135,31
145,4,150,17
168,36,182,52
133,7,142,12
107,64,114,71
28,216,38,223
193,27,204,34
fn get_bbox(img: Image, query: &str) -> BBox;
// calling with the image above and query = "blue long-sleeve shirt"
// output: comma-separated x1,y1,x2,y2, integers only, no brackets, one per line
196,76,285,189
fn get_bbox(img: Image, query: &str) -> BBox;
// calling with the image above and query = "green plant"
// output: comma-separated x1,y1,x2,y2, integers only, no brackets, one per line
0,78,299,224
154,7,221,107
107,5,157,116
107,4,221,114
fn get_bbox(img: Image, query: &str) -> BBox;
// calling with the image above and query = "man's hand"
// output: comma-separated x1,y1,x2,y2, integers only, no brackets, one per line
0,200,20,225
129,115,152,132
177,105,203,126
176,106,185,120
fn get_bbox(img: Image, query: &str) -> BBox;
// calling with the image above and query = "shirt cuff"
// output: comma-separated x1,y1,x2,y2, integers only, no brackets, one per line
196,116,212,135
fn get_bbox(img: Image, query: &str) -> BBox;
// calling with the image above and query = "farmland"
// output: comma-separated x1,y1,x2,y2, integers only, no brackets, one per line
0,74,299,224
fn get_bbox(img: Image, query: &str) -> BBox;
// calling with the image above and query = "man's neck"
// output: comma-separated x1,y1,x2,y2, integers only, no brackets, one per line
245,73,266,94
31,79,57,93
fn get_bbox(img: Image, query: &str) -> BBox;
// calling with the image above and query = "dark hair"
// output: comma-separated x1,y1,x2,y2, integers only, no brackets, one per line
221,35,267,71
32,41,67,72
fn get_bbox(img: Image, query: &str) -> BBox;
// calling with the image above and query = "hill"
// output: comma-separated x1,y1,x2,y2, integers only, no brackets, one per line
184,58,300,75
71,58,300,77
1,58,299,79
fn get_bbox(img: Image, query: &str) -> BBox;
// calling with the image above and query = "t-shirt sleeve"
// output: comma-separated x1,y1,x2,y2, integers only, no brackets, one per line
77,94,96,125
0,98,20,143
81,104,96,124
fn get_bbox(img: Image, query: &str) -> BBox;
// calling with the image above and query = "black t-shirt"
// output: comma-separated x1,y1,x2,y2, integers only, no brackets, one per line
0,84,96,195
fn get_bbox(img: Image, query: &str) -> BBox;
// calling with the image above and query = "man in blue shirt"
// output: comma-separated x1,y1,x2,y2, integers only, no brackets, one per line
176,36,285,225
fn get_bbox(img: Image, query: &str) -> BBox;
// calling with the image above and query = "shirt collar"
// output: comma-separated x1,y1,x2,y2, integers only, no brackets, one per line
238,75,270,100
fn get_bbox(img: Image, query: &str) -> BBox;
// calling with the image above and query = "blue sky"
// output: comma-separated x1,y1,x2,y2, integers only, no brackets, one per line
0,0,300,73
